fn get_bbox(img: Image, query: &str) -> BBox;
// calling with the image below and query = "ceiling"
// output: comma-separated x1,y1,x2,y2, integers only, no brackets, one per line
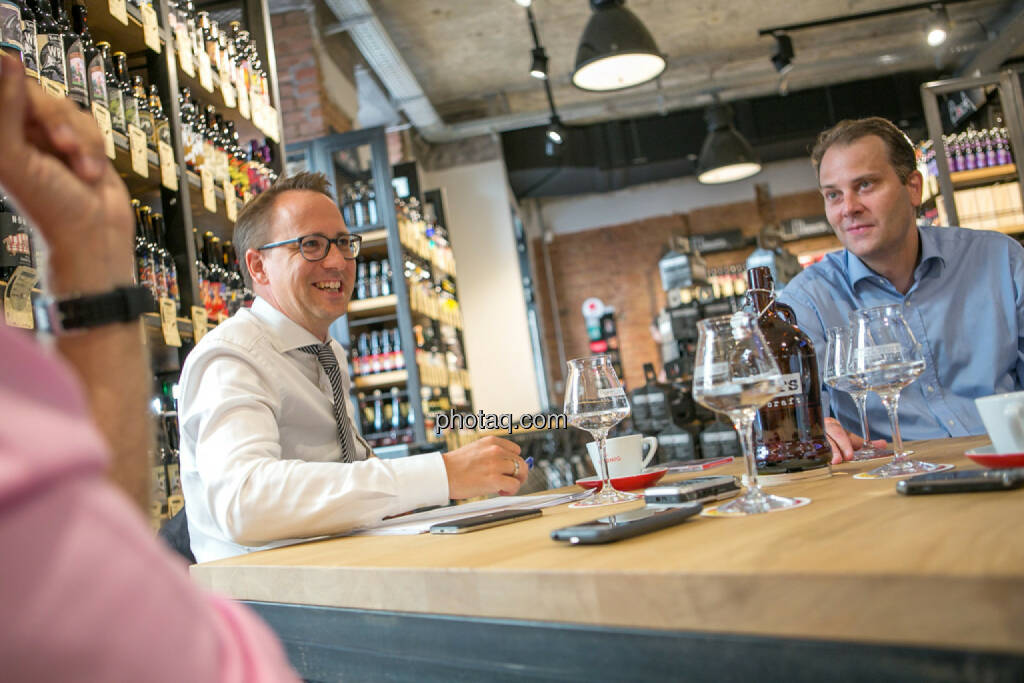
361,0,1023,131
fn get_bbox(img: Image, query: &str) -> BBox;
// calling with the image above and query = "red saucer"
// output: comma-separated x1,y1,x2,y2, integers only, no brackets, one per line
575,467,668,491
965,444,1024,469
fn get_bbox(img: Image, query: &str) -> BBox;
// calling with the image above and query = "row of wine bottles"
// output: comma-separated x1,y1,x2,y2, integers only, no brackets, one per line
133,199,180,310
194,229,252,323
0,194,36,283
351,328,404,377
357,387,416,447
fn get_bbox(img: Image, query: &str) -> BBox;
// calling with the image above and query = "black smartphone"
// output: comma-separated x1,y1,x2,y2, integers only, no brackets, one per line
896,468,1024,495
644,475,740,505
429,508,542,534
550,502,702,545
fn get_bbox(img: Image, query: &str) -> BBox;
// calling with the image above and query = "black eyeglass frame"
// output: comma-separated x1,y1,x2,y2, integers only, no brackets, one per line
257,233,362,261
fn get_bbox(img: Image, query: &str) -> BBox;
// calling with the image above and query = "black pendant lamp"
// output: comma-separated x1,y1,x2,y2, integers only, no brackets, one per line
696,105,762,184
571,0,666,92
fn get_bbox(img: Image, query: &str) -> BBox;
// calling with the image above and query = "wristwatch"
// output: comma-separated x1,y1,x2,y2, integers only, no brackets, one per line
34,286,156,335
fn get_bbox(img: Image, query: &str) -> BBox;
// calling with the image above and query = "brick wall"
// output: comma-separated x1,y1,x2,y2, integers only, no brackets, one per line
532,190,835,402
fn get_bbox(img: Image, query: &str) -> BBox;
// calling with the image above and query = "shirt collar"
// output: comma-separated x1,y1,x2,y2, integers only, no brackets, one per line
250,297,326,353
844,226,946,289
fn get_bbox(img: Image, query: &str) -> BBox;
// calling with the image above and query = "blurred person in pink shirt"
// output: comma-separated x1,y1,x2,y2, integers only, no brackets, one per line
0,53,298,682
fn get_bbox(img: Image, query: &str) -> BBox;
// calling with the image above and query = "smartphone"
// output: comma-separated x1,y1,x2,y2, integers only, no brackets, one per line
644,475,740,506
550,502,702,545
429,508,542,534
896,468,1024,495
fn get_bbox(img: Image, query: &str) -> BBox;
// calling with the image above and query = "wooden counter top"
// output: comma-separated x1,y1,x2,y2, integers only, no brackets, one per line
191,436,1024,655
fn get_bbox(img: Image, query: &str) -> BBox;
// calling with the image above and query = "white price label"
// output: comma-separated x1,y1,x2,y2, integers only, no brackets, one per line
4,266,38,329
198,51,213,92
237,81,250,119
191,305,208,341
159,297,181,347
266,106,280,143
220,79,236,109
200,167,216,213
158,141,177,190
141,4,161,53
128,125,148,177
108,0,127,25
91,102,115,159
774,372,803,399
175,26,194,76
223,180,237,222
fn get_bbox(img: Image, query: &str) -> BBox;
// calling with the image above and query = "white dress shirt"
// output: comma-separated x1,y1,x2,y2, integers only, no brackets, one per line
179,297,449,563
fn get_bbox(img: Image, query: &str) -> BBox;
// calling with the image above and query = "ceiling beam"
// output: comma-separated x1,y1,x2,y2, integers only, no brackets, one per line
955,0,1024,76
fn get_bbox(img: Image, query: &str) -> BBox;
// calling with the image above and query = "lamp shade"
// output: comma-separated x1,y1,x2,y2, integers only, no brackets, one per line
696,105,762,184
572,0,666,92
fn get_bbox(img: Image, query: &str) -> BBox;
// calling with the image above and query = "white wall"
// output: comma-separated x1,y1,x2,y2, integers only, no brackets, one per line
538,158,819,235
421,160,543,418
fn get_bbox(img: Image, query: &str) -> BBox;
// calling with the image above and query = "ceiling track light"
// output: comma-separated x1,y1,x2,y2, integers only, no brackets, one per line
514,0,532,7
926,4,950,46
530,47,548,80
771,33,794,75
546,116,566,145
572,0,666,92
696,104,762,185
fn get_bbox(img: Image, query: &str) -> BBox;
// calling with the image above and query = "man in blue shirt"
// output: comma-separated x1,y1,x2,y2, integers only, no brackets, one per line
779,117,1024,461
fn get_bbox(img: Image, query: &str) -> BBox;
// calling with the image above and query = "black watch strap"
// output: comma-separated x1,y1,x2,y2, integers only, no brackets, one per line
35,286,156,334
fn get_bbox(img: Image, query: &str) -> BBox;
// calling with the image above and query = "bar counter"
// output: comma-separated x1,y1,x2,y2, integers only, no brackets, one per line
191,436,1024,681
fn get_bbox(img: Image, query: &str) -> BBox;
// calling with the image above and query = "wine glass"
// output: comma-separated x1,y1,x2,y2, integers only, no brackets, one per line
692,311,801,515
848,305,943,477
564,355,639,507
823,326,891,461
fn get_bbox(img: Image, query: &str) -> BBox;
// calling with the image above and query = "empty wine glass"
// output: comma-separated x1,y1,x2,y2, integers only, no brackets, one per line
564,355,639,507
848,305,943,477
693,311,802,515
823,326,891,461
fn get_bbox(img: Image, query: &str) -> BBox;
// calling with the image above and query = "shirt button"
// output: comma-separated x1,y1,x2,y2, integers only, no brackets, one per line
947,419,955,427
927,385,934,392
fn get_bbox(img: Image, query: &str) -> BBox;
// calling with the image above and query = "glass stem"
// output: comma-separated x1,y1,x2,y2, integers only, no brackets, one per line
880,392,905,462
854,391,871,442
594,429,612,488
734,410,763,496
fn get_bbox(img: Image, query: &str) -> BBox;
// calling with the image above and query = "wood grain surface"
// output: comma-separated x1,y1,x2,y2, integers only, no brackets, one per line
191,436,1024,653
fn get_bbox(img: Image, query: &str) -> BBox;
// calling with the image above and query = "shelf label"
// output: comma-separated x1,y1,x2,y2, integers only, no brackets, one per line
157,141,178,190
242,189,252,206
159,297,181,347
167,494,184,517
4,266,38,329
91,102,115,160
237,81,250,119
265,106,280,143
108,0,127,25
174,26,194,76
200,166,217,213
128,124,148,177
198,51,213,92
190,305,208,342
141,4,161,54
223,180,237,222
220,79,236,109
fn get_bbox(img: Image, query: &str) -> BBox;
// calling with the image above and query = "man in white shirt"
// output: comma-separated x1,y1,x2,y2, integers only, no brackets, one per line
179,173,528,563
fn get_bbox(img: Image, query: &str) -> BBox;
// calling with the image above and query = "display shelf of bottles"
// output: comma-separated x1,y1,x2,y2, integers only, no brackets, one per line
353,369,408,390
347,294,397,318
950,163,1017,186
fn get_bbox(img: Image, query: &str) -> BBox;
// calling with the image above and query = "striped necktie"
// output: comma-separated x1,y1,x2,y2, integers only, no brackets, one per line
300,343,357,463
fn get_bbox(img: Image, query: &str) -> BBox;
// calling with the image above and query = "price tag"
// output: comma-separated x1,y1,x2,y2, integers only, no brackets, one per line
167,494,184,517
190,305,208,342
108,0,127,25
159,297,181,347
175,26,194,76
220,79,236,109
223,180,237,222
157,141,177,190
200,166,216,213
237,81,250,119
4,266,38,329
266,106,280,142
128,124,148,177
242,189,252,206
198,51,213,92
91,102,115,160
141,4,161,54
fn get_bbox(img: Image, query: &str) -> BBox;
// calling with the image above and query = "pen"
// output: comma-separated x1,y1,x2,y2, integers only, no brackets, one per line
526,456,534,470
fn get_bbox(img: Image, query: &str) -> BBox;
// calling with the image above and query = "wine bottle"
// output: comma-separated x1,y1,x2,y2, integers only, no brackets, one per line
0,0,23,61
20,0,40,83
745,266,832,474
148,83,170,148
97,42,125,133
133,75,155,149
0,193,34,281
113,51,137,129
53,0,87,107
71,2,103,109
33,0,65,97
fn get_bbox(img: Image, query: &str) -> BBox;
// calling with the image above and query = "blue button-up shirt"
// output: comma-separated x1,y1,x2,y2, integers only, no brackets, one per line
778,225,1024,441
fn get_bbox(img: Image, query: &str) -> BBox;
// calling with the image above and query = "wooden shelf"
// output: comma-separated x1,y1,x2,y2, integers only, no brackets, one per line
356,228,388,250
950,163,1017,187
353,370,408,389
347,294,397,317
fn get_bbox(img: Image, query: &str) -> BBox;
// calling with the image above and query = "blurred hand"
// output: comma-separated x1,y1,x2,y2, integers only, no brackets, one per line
825,417,888,464
0,53,134,296
442,435,528,499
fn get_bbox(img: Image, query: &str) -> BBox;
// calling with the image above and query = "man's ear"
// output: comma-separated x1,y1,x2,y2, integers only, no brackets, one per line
246,248,269,286
906,169,924,208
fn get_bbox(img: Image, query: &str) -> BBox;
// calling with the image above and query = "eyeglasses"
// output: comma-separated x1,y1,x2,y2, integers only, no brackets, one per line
257,233,362,261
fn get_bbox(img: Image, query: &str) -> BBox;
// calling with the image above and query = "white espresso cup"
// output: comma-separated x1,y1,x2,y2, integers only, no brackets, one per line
975,391,1024,453
585,434,658,478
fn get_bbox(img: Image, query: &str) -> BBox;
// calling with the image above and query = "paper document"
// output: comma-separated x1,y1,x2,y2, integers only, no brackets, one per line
349,491,589,536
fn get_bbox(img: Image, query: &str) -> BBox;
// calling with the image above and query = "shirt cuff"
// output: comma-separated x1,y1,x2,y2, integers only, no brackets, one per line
384,451,450,512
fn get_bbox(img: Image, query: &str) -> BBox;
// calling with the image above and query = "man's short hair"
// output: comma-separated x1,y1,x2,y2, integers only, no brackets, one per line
810,117,917,184
233,172,334,287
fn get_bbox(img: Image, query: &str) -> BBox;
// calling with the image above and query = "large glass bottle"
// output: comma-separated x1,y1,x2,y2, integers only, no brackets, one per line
148,84,170,149
33,0,65,97
71,2,103,109
113,50,137,129
745,266,832,473
53,0,87,107
0,193,34,281
97,42,125,133
133,75,155,149
20,0,40,83
0,0,23,62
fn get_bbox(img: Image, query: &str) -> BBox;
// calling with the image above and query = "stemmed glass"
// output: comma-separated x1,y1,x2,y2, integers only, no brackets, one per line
823,326,891,461
848,305,943,477
564,355,639,507
692,312,802,515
